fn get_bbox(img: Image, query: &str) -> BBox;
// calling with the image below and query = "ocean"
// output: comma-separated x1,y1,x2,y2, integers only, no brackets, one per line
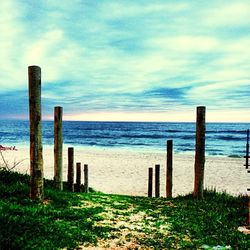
0,120,249,157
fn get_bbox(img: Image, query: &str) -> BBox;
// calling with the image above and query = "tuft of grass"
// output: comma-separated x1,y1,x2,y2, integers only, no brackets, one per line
0,169,249,249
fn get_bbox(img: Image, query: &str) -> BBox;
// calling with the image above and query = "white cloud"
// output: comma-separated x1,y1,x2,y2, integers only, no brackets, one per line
24,30,64,63
186,79,250,107
147,36,220,53
0,0,25,90
223,38,250,60
99,2,189,20
204,2,250,27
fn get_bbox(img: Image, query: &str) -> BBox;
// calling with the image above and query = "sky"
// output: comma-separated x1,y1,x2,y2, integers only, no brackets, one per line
0,0,250,122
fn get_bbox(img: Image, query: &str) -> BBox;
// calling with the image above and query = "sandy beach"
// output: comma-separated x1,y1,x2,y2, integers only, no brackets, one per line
1,146,249,197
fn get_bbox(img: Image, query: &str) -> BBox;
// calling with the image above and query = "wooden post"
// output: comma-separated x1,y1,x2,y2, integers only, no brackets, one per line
248,196,250,226
54,106,63,190
245,129,249,169
193,106,206,199
84,164,89,193
28,65,44,200
166,140,173,197
67,147,74,191
148,167,153,197
76,162,81,192
155,164,160,197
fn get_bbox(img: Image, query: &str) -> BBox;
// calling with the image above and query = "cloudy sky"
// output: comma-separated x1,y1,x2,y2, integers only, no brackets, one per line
0,0,250,122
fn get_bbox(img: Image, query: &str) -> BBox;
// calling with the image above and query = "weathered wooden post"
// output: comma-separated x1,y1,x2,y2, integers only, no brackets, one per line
245,129,249,169
67,147,74,191
148,167,153,197
84,164,89,193
76,162,81,192
28,65,44,200
166,140,173,198
248,197,250,226
193,106,206,199
155,164,160,197
54,106,63,190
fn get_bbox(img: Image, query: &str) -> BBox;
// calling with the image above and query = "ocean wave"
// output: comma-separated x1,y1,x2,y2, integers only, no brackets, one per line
216,135,242,141
164,130,184,133
121,134,165,139
206,130,246,134
179,135,195,140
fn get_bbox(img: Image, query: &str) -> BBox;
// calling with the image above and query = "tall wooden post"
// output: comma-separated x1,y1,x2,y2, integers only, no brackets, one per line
67,147,74,191
54,106,63,190
245,129,249,169
155,164,160,197
248,197,250,226
84,164,89,193
166,140,173,198
28,65,44,200
193,106,206,199
76,162,81,192
148,167,153,197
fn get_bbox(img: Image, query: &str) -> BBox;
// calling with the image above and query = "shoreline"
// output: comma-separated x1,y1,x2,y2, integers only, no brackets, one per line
1,146,249,197
2,143,245,158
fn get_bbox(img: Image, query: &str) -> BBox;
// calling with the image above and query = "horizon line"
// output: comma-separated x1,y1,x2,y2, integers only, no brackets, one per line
1,117,250,124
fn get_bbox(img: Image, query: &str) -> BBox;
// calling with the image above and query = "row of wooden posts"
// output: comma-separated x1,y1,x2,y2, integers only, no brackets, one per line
29,65,206,200
30,66,89,197
147,105,205,199
66,147,89,193
147,140,173,198
29,66,89,199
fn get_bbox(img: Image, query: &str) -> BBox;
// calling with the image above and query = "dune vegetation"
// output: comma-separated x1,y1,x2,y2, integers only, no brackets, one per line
0,169,249,249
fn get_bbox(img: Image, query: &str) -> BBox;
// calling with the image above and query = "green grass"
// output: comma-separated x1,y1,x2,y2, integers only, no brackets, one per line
0,169,249,249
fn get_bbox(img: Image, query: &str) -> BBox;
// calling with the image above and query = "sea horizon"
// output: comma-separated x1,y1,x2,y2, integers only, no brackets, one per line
2,118,250,123
0,120,249,157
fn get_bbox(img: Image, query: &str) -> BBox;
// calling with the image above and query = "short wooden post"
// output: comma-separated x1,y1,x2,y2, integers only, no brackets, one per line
54,106,63,190
166,140,173,197
28,65,44,200
67,147,74,192
245,129,249,169
193,106,206,199
148,167,153,197
155,164,160,197
76,162,81,192
84,164,89,193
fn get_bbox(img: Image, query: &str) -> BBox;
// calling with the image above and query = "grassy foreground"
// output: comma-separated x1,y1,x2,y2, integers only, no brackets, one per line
0,170,249,249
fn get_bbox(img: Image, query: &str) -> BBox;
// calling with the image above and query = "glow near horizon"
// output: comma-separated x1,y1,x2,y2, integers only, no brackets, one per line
44,110,250,123
0,1,250,122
